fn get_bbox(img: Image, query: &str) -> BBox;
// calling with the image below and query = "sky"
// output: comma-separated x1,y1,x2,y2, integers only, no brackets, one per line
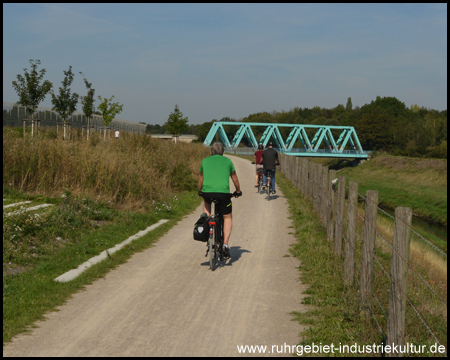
3,3,447,125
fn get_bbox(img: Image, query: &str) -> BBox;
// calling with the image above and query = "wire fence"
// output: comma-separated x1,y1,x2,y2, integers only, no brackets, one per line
3,102,146,134
279,154,447,357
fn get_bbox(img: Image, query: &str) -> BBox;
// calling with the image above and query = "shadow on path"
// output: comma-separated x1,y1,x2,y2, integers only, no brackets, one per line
200,246,251,269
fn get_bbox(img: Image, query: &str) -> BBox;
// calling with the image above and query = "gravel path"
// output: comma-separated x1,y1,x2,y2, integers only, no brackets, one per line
3,155,307,357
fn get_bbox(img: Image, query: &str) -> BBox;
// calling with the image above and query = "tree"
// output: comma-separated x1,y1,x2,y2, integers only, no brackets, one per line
165,104,189,142
97,95,123,127
51,66,79,139
361,96,407,117
331,104,346,124
356,110,394,151
79,72,95,140
12,59,53,136
346,97,353,112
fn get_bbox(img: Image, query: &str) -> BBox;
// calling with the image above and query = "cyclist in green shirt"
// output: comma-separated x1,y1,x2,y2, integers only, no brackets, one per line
198,142,242,259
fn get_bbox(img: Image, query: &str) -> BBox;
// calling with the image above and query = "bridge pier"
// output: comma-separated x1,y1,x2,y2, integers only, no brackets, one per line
351,159,367,167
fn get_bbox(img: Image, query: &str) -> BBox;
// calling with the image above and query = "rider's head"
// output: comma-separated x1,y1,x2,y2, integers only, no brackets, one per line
211,142,224,155
258,144,263,150
268,141,274,148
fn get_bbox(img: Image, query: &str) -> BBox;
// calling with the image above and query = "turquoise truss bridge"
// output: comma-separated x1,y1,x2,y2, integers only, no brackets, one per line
203,122,370,158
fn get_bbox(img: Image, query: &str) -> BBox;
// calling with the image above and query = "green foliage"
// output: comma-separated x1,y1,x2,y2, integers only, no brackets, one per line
3,194,111,264
276,174,383,352
146,123,167,134
97,95,123,126
346,97,353,111
170,163,197,191
79,72,95,124
51,66,79,123
360,96,408,117
338,154,447,226
356,110,394,150
331,104,346,123
3,189,202,344
278,171,447,353
2,126,23,138
134,94,447,159
11,59,53,118
165,104,189,136
426,140,447,159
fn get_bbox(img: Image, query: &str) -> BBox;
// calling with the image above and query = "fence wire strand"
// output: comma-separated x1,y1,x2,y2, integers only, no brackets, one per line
348,194,448,352
357,190,447,258
280,159,447,356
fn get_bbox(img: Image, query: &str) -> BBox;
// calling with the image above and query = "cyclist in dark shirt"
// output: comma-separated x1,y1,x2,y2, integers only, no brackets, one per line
260,141,280,194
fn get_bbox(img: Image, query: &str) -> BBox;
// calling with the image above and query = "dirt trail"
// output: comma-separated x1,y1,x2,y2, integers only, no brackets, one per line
3,155,307,356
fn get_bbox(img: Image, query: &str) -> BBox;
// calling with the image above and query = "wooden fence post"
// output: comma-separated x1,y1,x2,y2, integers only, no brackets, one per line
317,164,321,212
312,164,317,211
314,164,321,212
318,164,322,213
284,154,288,176
344,180,359,284
387,207,412,357
284,154,288,175
298,158,303,193
334,175,346,256
291,156,297,187
309,161,316,204
308,160,313,203
301,159,306,196
327,170,336,242
287,155,292,181
322,166,329,224
289,156,295,185
360,190,379,320
295,157,301,191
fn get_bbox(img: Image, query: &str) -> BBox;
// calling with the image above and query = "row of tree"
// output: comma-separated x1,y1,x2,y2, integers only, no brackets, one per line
12,59,123,139
180,97,446,159
12,60,446,158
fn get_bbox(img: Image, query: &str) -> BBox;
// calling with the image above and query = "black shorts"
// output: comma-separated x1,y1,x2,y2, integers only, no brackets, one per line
202,192,233,215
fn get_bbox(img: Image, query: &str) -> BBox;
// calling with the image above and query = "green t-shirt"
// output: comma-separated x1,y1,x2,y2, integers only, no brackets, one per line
199,155,236,193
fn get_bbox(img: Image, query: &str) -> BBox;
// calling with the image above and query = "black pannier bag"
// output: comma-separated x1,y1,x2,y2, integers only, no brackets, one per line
193,213,209,242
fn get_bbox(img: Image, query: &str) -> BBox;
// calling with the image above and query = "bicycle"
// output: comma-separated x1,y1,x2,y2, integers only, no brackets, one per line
204,192,241,271
257,168,264,194
264,163,279,200
265,169,275,200
252,161,264,194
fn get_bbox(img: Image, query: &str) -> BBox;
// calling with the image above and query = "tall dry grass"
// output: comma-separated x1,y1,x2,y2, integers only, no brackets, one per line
346,201,447,348
3,128,209,204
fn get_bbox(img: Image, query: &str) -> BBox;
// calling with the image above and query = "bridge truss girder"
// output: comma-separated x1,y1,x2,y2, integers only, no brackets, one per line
203,122,369,158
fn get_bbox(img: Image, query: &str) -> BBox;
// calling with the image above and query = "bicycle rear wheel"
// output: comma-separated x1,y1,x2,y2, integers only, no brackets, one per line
209,234,215,271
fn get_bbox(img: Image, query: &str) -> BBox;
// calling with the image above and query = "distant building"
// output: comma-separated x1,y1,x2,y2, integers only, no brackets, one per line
150,134,198,143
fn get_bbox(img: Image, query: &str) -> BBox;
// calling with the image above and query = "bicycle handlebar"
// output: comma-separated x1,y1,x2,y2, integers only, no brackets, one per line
232,191,243,198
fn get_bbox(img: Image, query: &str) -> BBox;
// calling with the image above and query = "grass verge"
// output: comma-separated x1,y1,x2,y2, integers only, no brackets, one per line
276,173,385,356
323,155,447,226
3,189,202,345
277,173,446,358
